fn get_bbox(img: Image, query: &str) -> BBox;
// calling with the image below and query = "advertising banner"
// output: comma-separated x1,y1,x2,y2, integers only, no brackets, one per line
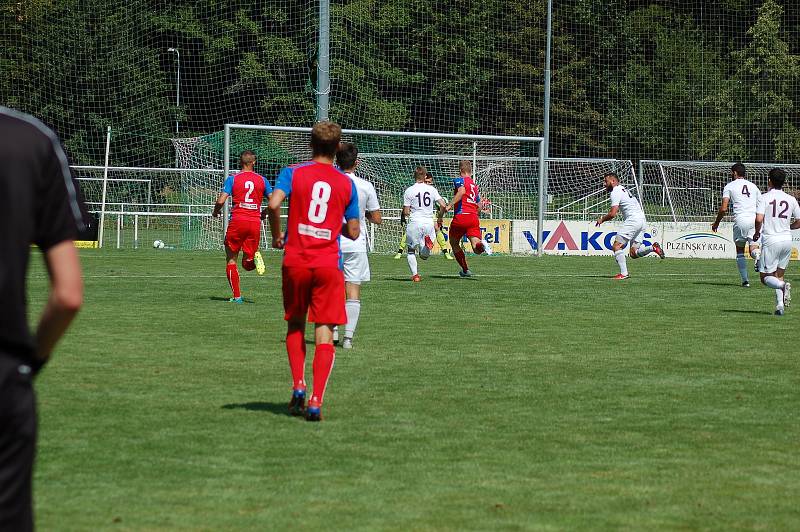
511,220,753,259
436,218,511,254
511,220,660,256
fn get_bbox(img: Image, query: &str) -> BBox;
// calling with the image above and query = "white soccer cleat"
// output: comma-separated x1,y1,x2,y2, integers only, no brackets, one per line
342,338,353,349
482,240,493,255
783,282,792,308
419,244,431,260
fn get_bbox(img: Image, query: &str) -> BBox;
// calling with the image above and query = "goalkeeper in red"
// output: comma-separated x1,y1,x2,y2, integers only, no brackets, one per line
445,160,491,277
267,121,360,422
212,150,271,303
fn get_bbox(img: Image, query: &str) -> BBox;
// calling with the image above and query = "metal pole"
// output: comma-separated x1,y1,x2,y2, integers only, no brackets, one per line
168,48,180,133
539,0,552,254
316,0,331,121
536,140,547,257
223,124,231,236
98,125,112,248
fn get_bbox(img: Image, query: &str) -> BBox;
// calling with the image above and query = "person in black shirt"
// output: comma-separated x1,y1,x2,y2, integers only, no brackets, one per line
0,107,85,531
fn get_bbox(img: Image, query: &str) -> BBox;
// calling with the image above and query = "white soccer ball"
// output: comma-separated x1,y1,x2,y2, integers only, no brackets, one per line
153,239,165,249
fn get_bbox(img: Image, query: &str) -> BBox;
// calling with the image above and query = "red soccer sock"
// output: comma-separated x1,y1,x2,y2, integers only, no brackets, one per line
286,329,307,390
226,264,241,298
453,247,469,272
474,241,485,254
310,343,335,406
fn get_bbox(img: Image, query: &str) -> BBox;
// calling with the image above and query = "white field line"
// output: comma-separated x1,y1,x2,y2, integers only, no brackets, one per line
29,272,719,279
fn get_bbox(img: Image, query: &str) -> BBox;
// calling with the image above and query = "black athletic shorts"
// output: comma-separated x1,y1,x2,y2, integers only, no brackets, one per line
0,353,37,532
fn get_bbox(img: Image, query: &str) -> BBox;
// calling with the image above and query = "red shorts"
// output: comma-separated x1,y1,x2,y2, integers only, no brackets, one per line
282,266,346,324
225,218,261,259
449,214,481,246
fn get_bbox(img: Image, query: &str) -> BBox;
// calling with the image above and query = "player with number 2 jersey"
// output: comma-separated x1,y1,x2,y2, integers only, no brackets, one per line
446,160,490,277
213,150,272,302
267,121,360,422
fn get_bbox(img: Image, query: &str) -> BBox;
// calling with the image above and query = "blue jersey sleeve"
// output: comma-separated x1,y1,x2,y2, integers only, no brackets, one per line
452,177,465,189
262,175,273,195
275,167,293,195
222,175,234,194
344,179,360,221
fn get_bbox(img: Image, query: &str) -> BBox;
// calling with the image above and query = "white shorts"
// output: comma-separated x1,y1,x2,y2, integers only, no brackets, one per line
406,220,435,251
342,252,370,283
614,217,647,247
758,240,792,273
733,217,756,244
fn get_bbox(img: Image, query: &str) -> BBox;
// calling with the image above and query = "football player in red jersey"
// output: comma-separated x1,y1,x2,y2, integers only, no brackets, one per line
267,121,360,421
443,160,491,277
212,150,272,302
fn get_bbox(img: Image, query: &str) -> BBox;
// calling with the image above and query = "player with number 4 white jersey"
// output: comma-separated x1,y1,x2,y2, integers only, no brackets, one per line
402,166,447,281
712,163,761,286
596,172,664,280
753,168,800,315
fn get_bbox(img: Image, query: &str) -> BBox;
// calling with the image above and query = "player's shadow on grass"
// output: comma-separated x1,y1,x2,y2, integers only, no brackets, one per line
430,274,477,280
720,309,774,315
692,281,742,287
221,402,290,416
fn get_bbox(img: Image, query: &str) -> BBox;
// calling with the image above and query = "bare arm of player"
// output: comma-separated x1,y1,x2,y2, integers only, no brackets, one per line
436,199,447,225
366,209,383,225
35,241,83,366
267,189,286,249
260,192,273,220
711,197,730,232
596,205,619,226
212,192,229,217
753,213,765,241
342,218,360,241
447,186,466,211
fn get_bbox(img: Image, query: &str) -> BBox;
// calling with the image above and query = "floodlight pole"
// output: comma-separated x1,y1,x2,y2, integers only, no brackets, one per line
167,48,181,133
538,0,553,257
316,0,331,121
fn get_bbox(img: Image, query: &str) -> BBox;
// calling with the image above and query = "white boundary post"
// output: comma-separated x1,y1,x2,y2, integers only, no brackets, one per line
223,124,231,236
657,163,678,222
536,140,547,257
98,125,112,248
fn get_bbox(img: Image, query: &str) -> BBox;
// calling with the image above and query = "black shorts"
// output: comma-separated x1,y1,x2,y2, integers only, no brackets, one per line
0,354,37,532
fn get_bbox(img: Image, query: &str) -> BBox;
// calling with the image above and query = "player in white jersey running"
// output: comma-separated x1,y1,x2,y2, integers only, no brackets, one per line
334,143,382,348
753,168,800,316
711,163,761,287
402,166,447,282
596,172,665,279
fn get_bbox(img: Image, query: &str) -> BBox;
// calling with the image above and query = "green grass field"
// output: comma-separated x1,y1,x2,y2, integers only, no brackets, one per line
26,250,800,530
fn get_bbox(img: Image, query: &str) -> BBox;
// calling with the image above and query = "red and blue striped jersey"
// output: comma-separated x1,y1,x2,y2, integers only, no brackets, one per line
452,175,481,216
222,171,271,221
275,161,359,269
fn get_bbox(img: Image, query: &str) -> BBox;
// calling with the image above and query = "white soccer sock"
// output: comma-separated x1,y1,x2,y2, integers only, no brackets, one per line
344,299,360,340
614,249,628,275
736,253,748,282
763,275,785,290
635,245,653,258
407,252,418,275
775,288,784,308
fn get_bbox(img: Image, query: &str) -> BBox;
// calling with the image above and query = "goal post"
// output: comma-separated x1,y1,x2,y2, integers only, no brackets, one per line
220,124,547,254
639,160,800,222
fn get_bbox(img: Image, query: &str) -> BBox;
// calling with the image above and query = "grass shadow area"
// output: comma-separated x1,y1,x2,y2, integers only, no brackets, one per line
221,402,290,416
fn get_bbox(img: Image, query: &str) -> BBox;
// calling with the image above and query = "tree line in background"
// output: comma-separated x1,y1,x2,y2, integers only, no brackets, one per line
1,0,798,167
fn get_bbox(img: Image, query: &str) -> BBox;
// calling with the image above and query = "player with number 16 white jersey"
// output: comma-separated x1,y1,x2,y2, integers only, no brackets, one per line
402,166,446,281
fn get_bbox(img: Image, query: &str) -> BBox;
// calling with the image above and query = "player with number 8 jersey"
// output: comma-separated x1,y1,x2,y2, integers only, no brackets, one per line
267,121,360,422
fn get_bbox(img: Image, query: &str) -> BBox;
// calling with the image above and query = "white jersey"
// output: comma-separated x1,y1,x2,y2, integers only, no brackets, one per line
403,182,442,223
610,185,645,221
340,172,380,253
722,178,760,221
756,189,800,245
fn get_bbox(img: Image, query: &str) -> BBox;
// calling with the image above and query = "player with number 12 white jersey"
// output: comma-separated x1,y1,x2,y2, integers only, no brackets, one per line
402,166,446,282
753,168,800,316
712,163,761,287
596,172,664,279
